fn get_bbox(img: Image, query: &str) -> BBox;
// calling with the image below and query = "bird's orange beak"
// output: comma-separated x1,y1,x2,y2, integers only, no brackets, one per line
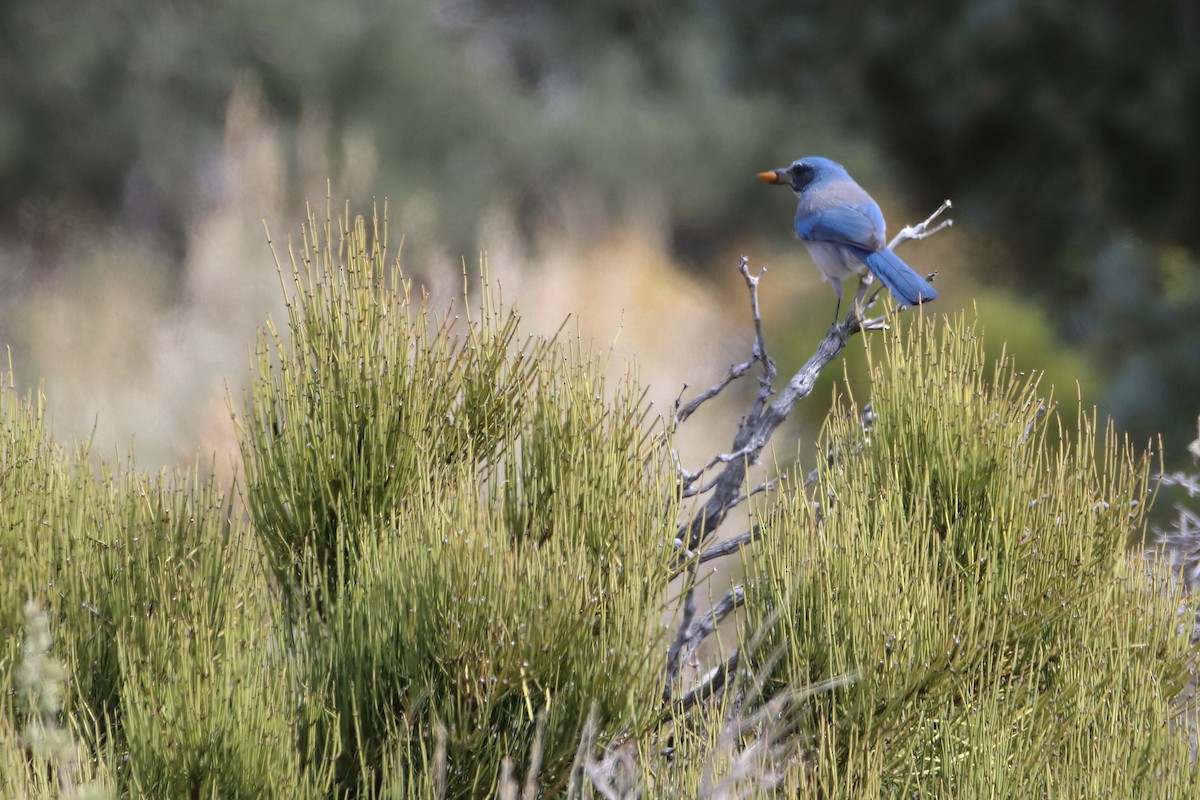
757,170,782,184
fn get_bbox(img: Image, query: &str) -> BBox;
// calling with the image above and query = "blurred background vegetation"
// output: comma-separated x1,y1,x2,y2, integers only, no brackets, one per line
0,0,1196,470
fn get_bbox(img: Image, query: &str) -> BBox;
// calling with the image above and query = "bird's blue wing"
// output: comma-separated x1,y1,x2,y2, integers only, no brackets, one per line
794,203,885,251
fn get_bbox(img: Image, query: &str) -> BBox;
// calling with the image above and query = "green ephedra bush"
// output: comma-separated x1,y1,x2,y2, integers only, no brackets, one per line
744,318,1199,796
237,207,677,796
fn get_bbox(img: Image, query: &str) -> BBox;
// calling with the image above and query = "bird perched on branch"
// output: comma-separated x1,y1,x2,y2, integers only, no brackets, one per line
758,156,937,321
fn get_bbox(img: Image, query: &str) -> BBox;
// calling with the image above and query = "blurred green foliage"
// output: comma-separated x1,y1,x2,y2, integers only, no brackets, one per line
7,0,1197,265
0,0,803,258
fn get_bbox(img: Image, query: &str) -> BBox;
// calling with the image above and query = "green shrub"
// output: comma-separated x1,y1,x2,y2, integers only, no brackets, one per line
237,207,676,796
744,315,1198,796
0,369,311,796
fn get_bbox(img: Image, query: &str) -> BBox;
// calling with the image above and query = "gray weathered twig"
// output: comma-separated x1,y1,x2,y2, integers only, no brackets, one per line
677,584,746,672
890,199,953,248
674,258,773,427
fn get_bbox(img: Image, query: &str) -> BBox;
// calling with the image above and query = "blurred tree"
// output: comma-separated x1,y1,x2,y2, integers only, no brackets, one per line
0,0,793,262
0,0,238,252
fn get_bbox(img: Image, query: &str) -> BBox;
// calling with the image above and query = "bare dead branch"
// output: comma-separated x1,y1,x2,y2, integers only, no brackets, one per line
675,361,754,425
697,526,761,565
679,584,746,667
674,258,773,426
740,258,774,379
675,650,741,715
889,199,953,248
673,319,853,556
1160,471,1200,497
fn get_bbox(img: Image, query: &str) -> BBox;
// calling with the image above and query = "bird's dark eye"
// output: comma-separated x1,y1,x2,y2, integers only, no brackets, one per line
790,163,815,189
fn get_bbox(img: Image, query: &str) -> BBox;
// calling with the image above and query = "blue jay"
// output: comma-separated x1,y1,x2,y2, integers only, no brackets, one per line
759,157,937,320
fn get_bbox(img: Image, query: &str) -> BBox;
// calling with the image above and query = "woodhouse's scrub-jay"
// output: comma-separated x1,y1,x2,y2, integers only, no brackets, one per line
759,157,937,320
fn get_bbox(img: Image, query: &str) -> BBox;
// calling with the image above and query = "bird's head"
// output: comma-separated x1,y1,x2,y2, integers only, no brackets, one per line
757,157,848,195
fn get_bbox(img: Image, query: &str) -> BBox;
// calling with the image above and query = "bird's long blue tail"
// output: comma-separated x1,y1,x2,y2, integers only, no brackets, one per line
862,248,937,306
